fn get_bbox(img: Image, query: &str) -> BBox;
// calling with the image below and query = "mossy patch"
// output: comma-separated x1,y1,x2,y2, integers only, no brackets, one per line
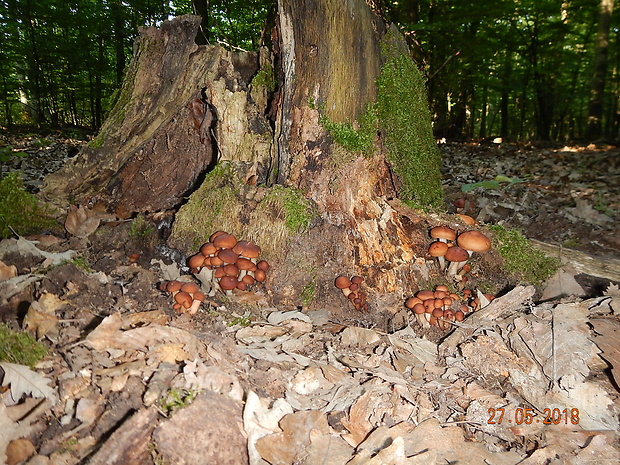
170,162,242,251
0,172,56,238
0,323,47,368
170,163,317,260
488,225,560,285
376,47,444,210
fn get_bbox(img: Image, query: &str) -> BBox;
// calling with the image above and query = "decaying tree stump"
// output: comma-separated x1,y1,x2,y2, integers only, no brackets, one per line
40,16,271,218
40,1,446,315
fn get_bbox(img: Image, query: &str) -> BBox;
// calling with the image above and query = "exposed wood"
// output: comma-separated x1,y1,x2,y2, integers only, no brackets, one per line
40,16,271,218
86,408,159,465
530,239,620,282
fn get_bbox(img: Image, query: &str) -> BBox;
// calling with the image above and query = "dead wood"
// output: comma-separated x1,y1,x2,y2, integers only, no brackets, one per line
531,239,620,282
85,408,159,465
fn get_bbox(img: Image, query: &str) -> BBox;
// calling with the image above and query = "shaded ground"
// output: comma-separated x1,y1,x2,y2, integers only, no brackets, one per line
0,136,619,464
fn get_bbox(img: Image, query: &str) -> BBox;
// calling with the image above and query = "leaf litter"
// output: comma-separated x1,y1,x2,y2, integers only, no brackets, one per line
1,141,620,464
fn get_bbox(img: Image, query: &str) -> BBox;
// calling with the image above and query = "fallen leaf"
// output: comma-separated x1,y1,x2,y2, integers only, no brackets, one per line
64,205,101,237
0,362,58,406
0,259,17,281
590,317,620,389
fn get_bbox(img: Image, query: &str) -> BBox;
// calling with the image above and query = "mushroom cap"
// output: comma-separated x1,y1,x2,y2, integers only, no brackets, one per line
219,276,238,290
209,230,227,242
416,290,435,301
351,276,363,284
428,241,449,257
405,297,422,309
181,282,199,294
193,291,205,302
175,291,193,307
335,276,351,289
435,284,449,292
223,263,240,277
412,303,426,315
165,281,183,292
233,240,261,258
256,260,270,271
188,254,206,269
445,246,469,263
456,214,477,225
457,230,491,252
218,249,239,264
241,274,255,285
200,242,218,256
237,257,257,271
430,226,456,241
254,269,267,282
213,233,237,249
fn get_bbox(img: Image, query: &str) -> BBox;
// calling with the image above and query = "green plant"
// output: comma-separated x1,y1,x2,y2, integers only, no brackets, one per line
376,38,444,210
0,146,28,178
130,214,154,238
300,275,317,307
488,225,560,285
68,257,93,273
0,172,56,238
227,316,252,327
159,388,201,415
0,323,47,367
461,175,525,193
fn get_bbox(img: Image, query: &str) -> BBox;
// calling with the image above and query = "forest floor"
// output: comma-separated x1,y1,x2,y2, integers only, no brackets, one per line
1,134,619,465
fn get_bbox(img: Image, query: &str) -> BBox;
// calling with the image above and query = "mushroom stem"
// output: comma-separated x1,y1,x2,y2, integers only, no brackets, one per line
188,299,202,314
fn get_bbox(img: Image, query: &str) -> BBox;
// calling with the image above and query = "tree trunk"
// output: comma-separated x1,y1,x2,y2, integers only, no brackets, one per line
41,3,444,317
586,0,615,140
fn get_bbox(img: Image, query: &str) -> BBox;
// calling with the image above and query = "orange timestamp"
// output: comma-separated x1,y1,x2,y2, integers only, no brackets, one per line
487,407,580,425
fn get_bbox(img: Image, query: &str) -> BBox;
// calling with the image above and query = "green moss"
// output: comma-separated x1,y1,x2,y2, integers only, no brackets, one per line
0,173,56,238
318,105,377,155
300,275,317,307
0,323,47,368
159,388,201,415
87,136,104,148
488,225,560,285
251,63,276,90
130,214,154,239
261,186,317,234
376,40,444,210
171,162,242,251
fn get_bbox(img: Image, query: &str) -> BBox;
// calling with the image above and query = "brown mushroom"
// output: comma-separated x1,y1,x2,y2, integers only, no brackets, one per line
457,230,491,256
213,233,237,249
428,241,449,270
445,246,469,276
430,225,457,243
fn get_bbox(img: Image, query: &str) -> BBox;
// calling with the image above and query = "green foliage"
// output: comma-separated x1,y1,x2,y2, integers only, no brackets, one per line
0,172,56,238
159,388,201,415
488,225,560,285
0,146,28,177
0,323,47,368
376,48,444,209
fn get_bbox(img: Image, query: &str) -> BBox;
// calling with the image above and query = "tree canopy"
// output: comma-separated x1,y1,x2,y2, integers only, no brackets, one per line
0,0,616,141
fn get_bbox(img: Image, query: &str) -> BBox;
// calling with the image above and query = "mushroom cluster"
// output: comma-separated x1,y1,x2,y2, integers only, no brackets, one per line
188,231,269,294
405,285,495,330
335,275,368,311
428,226,491,277
159,280,205,314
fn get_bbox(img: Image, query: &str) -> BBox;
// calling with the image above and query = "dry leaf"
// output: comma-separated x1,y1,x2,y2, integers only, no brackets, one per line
590,317,620,389
0,362,58,406
23,308,58,340
0,259,17,281
64,205,101,237
341,390,375,447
